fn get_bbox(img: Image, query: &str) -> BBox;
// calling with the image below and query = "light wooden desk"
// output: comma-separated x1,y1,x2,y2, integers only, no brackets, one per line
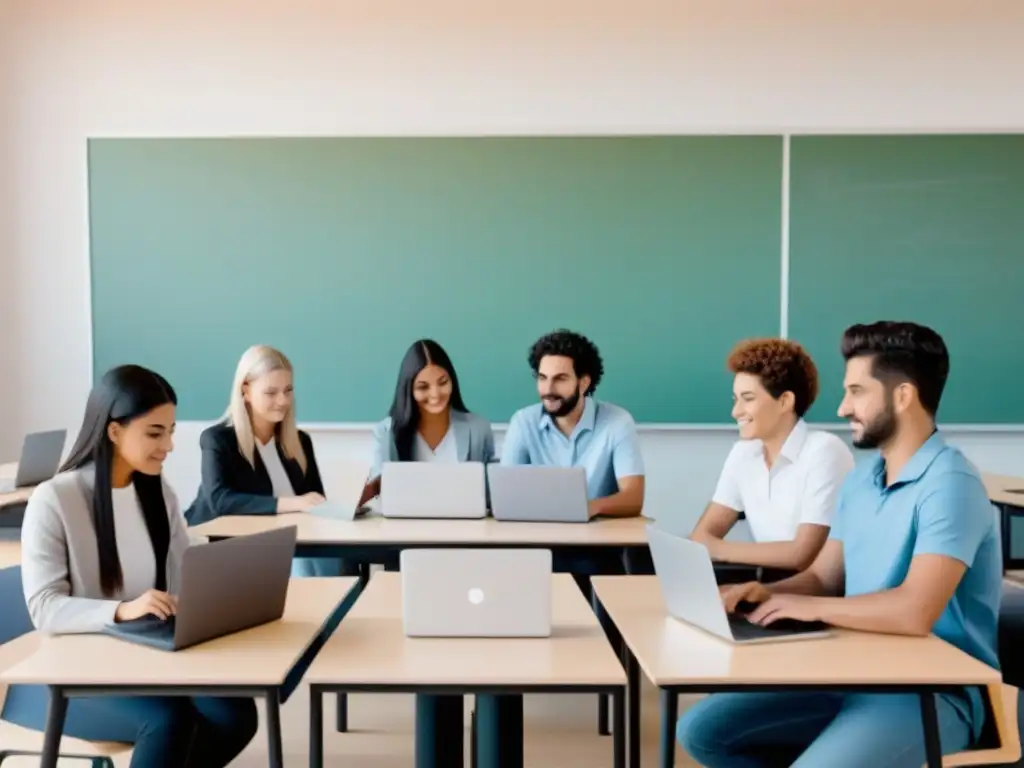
0,577,360,768
192,513,650,737
305,571,627,768
592,575,1003,768
983,473,1024,570
0,463,33,511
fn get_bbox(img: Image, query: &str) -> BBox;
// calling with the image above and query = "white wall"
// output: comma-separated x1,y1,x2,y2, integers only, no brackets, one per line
3,0,1024,487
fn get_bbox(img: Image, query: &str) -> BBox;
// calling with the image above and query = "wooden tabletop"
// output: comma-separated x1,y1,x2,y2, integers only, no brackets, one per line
592,576,1002,688
305,572,625,687
983,473,1024,508
0,463,33,510
0,577,358,687
192,511,650,547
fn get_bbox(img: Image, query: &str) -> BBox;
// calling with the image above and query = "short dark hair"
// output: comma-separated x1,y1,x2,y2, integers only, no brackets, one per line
727,338,819,418
528,329,604,396
840,321,950,416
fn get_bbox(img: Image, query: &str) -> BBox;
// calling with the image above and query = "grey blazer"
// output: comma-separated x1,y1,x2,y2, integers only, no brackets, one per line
370,409,496,479
20,467,192,635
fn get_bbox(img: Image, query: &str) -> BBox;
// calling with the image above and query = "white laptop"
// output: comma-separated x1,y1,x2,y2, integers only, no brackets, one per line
400,548,552,637
487,465,589,523
380,461,487,519
307,459,372,522
646,523,832,644
0,430,66,493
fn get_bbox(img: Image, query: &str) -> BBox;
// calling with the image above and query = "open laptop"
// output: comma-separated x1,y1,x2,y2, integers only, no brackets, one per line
381,461,487,519
104,526,297,651
400,548,552,637
646,523,831,644
308,459,372,522
0,430,66,492
487,465,589,523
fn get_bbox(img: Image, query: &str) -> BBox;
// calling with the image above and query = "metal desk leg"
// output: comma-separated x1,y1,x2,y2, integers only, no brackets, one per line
265,688,284,768
659,688,678,768
39,686,68,768
335,692,348,732
627,651,641,768
613,688,626,768
920,692,943,768
309,686,324,768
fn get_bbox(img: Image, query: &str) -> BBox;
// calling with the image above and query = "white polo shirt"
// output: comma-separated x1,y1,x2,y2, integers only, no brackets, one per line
711,419,855,543
413,429,458,463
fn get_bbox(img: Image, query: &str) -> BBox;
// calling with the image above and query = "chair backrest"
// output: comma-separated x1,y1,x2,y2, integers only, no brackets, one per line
0,566,39,718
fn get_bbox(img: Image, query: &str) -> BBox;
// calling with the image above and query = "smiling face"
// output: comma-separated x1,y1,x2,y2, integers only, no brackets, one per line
243,368,294,428
838,355,898,449
107,402,176,476
413,363,453,416
731,372,794,441
536,354,588,418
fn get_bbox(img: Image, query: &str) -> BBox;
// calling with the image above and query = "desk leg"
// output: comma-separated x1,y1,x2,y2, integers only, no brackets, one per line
613,687,626,768
659,688,678,768
335,692,348,732
309,686,324,768
627,650,640,768
39,685,68,768
415,694,464,768
919,692,943,768
265,688,284,768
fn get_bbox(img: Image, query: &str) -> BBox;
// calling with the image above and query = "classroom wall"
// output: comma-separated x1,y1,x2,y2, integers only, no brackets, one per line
1,5,1023,487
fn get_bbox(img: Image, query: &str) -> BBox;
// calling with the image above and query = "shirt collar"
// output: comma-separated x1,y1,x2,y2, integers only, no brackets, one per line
778,418,809,463
871,429,946,489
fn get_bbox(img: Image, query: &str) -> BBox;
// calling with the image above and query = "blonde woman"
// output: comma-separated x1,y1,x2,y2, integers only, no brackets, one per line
184,345,348,577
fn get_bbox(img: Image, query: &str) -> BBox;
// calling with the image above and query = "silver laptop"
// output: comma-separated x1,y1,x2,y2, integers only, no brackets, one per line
381,461,487,519
104,526,297,651
309,459,372,521
400,548,552,637
0,430,66,492
646,523,831,644
487,465,589,523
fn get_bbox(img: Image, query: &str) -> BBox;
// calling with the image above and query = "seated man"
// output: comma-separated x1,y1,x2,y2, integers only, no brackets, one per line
677,321,1002,768
691,338,855,575
501,328,645,575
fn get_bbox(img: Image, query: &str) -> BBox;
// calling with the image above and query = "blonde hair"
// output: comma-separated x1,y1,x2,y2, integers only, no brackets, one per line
225,345,308,474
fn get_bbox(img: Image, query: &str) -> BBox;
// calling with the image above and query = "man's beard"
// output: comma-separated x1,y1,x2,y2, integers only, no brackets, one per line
851,396,897,449
542,388,581,418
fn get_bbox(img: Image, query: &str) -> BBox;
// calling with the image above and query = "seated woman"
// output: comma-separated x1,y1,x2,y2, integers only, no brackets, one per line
364,339,495,763
361,338,495,503
10,364,257,768
690,338,855,575
184,344,352,577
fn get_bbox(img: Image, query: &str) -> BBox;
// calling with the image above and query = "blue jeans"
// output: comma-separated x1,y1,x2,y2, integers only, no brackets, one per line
1,684,257,768
677,691,973,768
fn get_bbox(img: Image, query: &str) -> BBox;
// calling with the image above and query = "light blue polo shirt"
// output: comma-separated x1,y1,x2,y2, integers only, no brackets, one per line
830,431,1002,738
499,397,645,499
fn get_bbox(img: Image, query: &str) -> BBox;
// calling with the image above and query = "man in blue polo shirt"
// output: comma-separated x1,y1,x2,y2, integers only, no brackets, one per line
676,321,1002,767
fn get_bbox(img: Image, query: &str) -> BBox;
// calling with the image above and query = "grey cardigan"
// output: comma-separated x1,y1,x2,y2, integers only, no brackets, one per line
370,410,495,479
20,467,192,635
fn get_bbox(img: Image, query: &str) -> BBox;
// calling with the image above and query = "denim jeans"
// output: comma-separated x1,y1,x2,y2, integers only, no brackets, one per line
676,691,973,768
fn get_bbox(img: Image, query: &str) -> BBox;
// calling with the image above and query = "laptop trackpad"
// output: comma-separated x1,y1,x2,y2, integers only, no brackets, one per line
728,614,828,641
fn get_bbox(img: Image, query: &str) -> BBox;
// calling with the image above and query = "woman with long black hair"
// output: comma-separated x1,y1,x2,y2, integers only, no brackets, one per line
361,338,495,503
10,364,257,767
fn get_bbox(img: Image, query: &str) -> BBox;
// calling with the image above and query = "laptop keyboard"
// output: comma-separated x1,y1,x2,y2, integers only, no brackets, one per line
109,615,176,642
727,614,827,641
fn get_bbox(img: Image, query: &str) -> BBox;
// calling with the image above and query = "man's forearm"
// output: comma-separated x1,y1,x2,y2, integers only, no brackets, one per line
810,589,930,636
768,569,835,597
590,490,643,518
710,539,815,572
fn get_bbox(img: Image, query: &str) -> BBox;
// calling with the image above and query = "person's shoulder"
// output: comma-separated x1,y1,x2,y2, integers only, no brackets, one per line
920,442,989,500
199,420,236,449
802,429,855,467
454,410,493,433
508,403,543,427
593,400,638,430
371,417,393,439
26,467,90,519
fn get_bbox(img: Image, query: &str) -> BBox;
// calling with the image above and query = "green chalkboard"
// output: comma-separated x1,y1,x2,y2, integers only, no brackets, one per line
788,135,1024,424
88,136,783,423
